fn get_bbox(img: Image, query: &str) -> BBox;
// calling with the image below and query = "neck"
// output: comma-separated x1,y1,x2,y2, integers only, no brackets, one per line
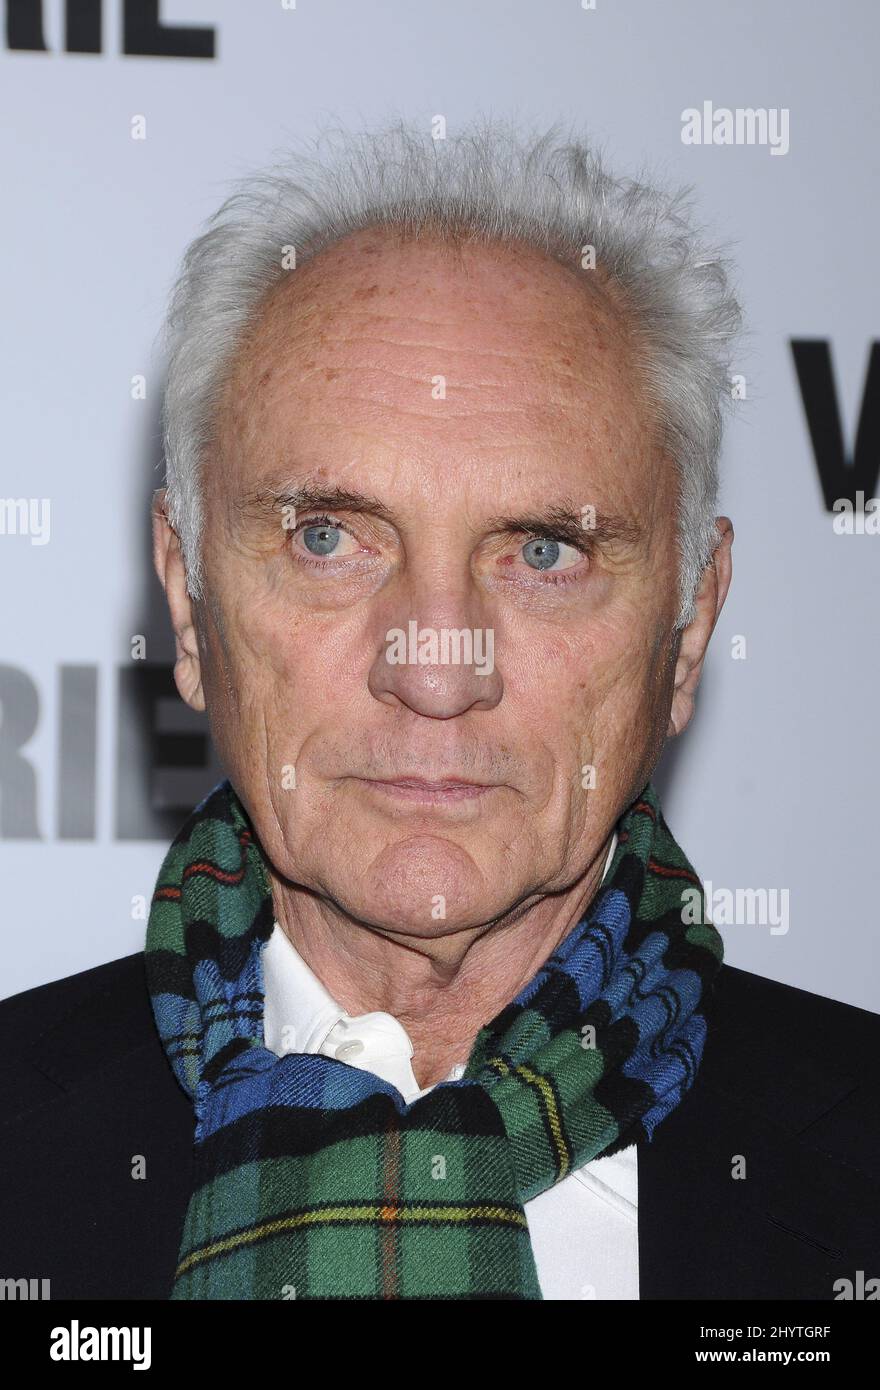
270,839,613,1089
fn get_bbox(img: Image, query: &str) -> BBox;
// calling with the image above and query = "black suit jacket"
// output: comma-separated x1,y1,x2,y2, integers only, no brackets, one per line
1,953,878,1299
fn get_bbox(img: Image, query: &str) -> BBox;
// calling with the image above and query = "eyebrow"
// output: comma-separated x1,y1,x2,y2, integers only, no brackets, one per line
482,502,644,550
237,482,643,548
238,483,397,525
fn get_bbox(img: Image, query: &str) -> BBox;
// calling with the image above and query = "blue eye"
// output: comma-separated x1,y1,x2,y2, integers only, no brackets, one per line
524,534,586,573
292,514,362,565
302,523,342,556
522,538,560,570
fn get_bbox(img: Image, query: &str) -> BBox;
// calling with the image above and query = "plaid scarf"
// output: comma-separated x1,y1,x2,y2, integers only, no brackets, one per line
146,777,722,1300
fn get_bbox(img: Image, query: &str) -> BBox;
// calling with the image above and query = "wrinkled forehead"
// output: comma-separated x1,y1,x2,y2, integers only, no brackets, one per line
209,226,665,508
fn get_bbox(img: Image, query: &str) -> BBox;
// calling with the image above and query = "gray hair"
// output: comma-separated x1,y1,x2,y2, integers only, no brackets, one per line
159,118,743,627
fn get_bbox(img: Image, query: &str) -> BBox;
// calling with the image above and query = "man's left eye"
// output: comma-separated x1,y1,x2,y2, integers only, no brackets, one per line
520,537,582,572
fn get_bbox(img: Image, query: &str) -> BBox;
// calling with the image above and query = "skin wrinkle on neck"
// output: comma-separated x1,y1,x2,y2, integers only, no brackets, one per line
267,829,615,1087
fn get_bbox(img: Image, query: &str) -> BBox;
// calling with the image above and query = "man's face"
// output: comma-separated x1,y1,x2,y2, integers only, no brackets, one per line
176,229,685,937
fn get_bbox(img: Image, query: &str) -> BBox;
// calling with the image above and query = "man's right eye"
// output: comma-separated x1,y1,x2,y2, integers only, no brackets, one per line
292,515,361,561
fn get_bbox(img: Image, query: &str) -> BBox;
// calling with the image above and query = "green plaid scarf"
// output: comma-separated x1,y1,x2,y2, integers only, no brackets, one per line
146,778,722,1299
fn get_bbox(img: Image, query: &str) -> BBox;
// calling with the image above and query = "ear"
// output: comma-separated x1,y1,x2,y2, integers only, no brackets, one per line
151,488,206,713
667,516,734,738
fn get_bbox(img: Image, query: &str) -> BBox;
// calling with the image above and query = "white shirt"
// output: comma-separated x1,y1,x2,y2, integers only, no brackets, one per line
261,832,638,1300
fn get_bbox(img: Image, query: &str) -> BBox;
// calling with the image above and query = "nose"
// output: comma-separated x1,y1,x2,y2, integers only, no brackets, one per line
367,581,503,720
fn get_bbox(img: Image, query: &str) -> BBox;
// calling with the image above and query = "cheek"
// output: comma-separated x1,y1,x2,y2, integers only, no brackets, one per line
203,578,288,685
551,627,667,761
550,626,638,714
195,591,285,753
209,608,360,763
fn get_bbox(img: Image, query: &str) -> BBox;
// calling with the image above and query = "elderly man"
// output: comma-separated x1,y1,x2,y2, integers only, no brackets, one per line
2,123,878,1302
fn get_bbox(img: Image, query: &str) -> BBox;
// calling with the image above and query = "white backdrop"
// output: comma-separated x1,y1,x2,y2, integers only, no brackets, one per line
1,0,878,1010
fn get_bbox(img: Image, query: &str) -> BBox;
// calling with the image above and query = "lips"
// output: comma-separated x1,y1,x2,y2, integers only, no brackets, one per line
355,775,496,804
369,777,491,791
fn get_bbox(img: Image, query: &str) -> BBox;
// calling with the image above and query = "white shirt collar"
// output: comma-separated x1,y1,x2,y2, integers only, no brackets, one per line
262,829,620,1109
